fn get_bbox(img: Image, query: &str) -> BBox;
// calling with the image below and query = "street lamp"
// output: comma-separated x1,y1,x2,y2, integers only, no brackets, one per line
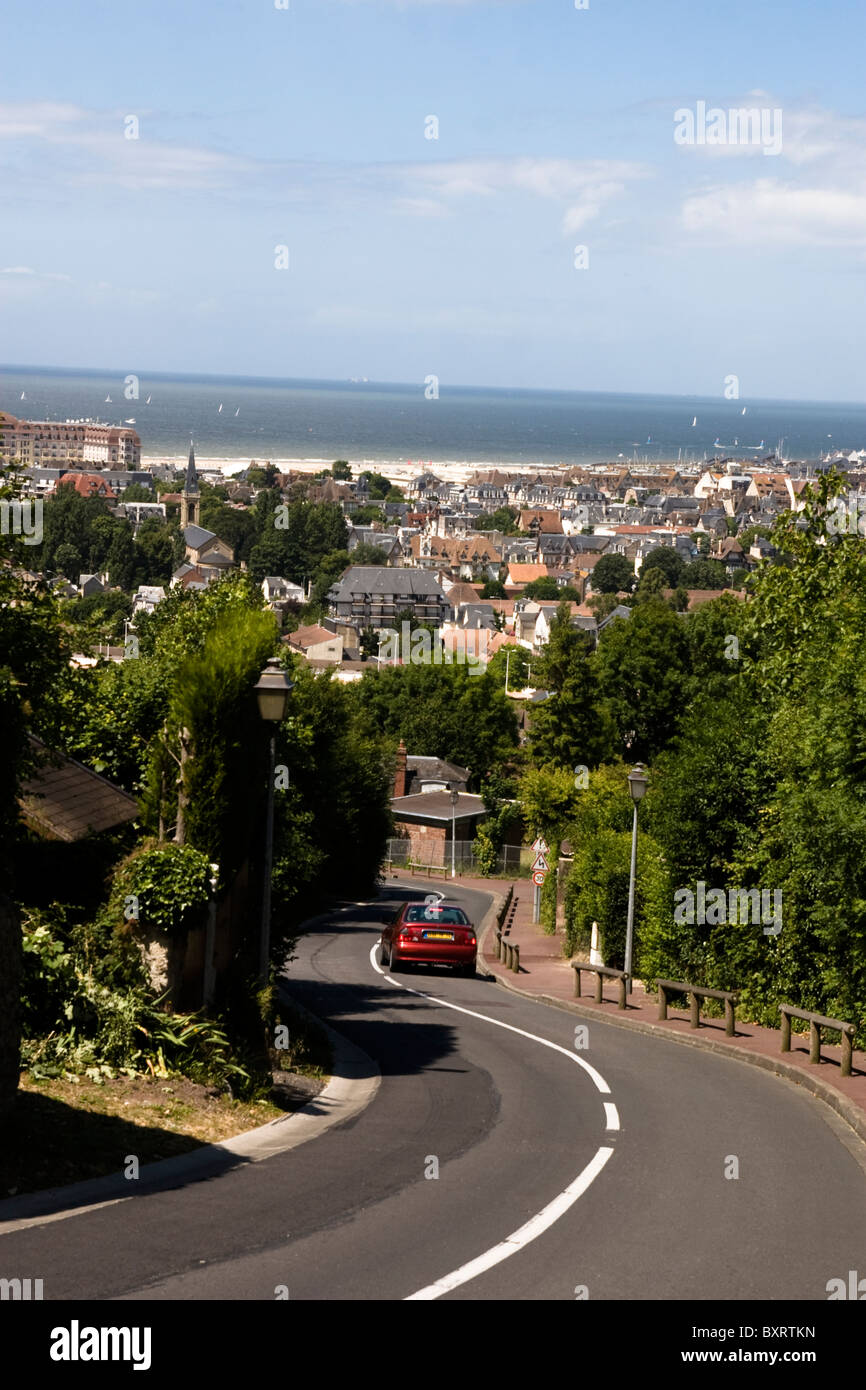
450,788,459,879
254,657,294,985
624,763,649,994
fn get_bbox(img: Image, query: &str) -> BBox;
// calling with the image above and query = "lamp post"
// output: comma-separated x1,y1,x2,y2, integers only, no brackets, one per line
624,763,649,993
450,788,459,878
254,657,294,985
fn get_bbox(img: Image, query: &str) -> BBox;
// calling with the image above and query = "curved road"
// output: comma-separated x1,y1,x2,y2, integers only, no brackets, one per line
3,881,865,1301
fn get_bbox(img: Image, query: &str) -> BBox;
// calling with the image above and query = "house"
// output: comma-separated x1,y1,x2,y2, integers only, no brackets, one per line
53,473,117,501
327,566,450,630
132,585,166,617
262,575,305,605
506,562,549,589
285,624,344,665
78,573,104,598
19,741,138,842
518,509,563,535
347,526,402,562
183,524,234,579
401,754,471,796
534,604,597,648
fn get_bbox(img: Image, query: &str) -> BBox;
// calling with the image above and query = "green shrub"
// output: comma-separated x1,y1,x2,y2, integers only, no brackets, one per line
111,841,211,936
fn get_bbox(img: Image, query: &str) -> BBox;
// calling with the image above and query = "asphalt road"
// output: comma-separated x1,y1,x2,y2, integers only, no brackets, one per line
3,880,866,1301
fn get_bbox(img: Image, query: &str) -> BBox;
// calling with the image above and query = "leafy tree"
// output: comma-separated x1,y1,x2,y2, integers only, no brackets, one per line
359,471,393,500
590,553,634,594
594,598,691,760
121,483,154,503
0,462,71,1120
134,518,175,584
351,663,518,779
639,546,686,586
480,578,507,598
475,507,521,535
528,604,614,769
523,577,580,601
350,504,386,526
331,460,352,480
679,558,729,590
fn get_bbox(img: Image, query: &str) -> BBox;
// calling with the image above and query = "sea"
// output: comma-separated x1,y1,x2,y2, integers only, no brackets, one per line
2,364,865,474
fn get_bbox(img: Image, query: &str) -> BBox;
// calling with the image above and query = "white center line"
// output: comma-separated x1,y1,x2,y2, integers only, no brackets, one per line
367,941,620,1299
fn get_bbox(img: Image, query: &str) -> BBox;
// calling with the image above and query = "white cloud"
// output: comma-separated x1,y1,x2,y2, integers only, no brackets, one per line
681,179,866,248
395,157,644,230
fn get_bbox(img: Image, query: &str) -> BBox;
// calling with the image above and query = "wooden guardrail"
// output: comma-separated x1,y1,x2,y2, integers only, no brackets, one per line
572,962,628,1010
657,979,740,1036
494,931,520,973
779,1004,857,1077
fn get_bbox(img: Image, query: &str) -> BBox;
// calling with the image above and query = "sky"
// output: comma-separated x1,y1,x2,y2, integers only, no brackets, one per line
1,0,864,401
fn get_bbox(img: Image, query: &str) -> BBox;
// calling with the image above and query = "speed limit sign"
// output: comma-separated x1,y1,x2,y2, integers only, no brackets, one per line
532,870,546,887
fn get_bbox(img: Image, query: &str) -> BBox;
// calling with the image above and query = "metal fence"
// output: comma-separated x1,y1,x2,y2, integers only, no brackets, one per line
383,838,532,878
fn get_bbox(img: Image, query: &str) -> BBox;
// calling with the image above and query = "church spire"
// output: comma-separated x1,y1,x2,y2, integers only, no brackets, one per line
181,440,200,529
185,440,199,497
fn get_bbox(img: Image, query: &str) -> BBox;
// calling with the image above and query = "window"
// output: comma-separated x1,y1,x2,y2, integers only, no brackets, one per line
404,905,469,925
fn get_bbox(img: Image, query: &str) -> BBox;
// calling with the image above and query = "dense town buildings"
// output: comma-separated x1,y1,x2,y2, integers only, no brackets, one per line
0,412,140,468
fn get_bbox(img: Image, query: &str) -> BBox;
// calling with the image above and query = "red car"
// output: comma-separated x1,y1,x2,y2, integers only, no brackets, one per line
380,900,477,977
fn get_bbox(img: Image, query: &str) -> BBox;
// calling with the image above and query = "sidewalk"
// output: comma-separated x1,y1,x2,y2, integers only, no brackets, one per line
396,869,866,1145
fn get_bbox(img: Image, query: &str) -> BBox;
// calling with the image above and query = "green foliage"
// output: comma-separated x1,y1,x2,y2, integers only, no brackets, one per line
112,843,211,936
590,553,635,594
594,599,691,761
480,578,507,598
529,604,614,769
639,546,686,586
679,558,730,589
350,662,519,779
523,577,580,601
359,471,393,500
539,842,560,935
474,506,521,535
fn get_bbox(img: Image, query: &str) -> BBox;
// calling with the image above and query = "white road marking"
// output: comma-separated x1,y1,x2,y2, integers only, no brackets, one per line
405,1146,616,1301
368,943,611,1093
366,940,621,1300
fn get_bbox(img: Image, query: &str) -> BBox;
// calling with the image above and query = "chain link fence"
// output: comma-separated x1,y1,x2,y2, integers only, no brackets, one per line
383,839,533,878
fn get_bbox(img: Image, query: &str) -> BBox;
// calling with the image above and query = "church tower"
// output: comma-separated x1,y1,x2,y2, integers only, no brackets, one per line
180,441,200,529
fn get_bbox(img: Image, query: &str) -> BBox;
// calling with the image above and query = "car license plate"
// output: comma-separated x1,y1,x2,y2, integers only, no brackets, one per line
423,931,454,941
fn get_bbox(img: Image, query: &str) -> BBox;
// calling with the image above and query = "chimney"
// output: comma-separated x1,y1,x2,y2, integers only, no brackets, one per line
394,739,408,798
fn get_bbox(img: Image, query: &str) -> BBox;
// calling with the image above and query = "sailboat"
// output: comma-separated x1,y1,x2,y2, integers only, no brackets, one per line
105,395,112,403
234,407,239,417
741,406,747,415
145,394,152,404
124,417,136,424
691,416,697,427
218,403,223,413
19,391,26,400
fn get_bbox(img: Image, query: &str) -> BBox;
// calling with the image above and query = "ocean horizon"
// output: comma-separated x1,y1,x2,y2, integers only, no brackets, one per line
2,364,865,470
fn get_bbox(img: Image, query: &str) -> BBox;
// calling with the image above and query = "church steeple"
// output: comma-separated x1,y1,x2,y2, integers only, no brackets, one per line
180,440,200,529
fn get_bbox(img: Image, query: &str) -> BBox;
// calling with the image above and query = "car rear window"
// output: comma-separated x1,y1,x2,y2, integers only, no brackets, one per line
405,905,469,925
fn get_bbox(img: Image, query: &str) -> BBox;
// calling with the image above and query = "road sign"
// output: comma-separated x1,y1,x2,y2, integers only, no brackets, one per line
532,837,549,854
531,853,549,873
532,871,546,887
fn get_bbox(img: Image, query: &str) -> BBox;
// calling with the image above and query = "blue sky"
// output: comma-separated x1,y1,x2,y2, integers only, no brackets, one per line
1,0,864,400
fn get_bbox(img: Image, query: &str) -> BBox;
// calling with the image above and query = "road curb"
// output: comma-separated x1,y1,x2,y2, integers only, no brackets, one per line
480,948,866,1152
0,989,380,1234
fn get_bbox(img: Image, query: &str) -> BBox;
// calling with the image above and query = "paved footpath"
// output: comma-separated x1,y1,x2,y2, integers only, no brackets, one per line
394,868,866,1143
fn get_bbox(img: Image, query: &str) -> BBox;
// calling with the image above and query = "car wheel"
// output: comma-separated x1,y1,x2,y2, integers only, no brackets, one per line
388,944,401,973
458,962,475,978
379,939,389,967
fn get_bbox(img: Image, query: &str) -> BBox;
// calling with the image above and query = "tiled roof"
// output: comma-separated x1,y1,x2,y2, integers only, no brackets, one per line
20,743,138,842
